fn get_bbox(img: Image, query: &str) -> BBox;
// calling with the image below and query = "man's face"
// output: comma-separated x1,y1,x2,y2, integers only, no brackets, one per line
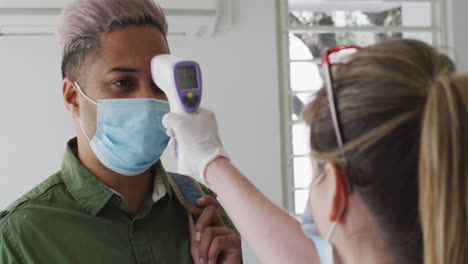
79,25,169,136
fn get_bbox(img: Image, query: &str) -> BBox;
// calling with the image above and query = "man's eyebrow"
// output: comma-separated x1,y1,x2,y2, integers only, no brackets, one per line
107,66,141,74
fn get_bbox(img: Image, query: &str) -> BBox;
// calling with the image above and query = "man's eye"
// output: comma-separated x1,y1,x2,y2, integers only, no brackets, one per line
113,79,133,88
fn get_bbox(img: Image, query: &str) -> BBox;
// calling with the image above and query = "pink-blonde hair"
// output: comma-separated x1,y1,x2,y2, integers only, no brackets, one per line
57,0,168,81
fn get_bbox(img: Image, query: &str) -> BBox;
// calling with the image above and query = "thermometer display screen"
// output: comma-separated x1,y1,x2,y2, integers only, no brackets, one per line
177,66,198,90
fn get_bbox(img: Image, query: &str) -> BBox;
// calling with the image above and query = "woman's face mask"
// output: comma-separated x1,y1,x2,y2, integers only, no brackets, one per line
301,170,345,264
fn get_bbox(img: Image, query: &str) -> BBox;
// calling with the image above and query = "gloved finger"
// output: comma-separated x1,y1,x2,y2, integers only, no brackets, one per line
168,137,176,151
166,128,175,138
196,108,215,120
162,112,183,129
168,138,178,158
196,107,214,115
177,162,193,176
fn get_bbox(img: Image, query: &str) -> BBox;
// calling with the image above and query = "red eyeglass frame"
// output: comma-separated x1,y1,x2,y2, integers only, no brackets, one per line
321,45,361,193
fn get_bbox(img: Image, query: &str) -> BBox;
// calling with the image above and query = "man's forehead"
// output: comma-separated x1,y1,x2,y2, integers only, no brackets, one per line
93,26,168,71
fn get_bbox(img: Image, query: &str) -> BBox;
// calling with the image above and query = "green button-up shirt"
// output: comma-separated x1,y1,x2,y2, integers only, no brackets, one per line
0,139,237,264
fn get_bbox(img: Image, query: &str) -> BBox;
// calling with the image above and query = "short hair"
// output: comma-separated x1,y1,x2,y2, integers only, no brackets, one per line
57,0,168,83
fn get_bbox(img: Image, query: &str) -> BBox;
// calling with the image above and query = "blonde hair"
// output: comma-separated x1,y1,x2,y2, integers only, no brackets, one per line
303,38,468,263
420,74,468,264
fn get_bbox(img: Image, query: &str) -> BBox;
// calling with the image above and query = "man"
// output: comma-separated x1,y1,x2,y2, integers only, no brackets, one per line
0,0,242,263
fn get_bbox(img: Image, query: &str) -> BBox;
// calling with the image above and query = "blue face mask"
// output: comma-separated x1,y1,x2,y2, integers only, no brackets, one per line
75,82,170,176
301,171,343,264
301,204,335,264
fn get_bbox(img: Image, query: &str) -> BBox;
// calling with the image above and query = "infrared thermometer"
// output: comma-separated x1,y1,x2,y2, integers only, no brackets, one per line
151,55,204,222
151,55,202,114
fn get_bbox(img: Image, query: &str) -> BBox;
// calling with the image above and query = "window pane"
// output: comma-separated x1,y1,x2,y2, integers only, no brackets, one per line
403,32,433,45
295,189,309,215
289,2,431,27
401,3,432,27
291,92,316,120
294,157,313,188
289,33,313,60
290,62,323,91
289,32,396,59
290,9,400,27
292,123,310,155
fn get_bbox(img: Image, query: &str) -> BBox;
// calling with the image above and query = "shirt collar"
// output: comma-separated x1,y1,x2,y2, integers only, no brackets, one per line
61,138,173,216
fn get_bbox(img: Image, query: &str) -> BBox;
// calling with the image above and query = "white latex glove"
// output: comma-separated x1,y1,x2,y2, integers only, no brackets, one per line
162,108,229,184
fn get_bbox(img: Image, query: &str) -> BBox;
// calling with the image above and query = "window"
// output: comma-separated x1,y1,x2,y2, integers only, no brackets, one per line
278,0,449,216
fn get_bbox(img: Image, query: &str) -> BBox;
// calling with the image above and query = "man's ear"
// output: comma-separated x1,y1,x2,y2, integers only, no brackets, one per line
325,163,348,222
62,77,80,117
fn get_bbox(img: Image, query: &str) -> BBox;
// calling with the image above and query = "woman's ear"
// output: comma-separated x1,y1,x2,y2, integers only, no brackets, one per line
325,163,348,222
62,77,80,117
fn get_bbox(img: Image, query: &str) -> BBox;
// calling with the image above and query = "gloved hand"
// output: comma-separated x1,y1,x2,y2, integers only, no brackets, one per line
162,108,230,184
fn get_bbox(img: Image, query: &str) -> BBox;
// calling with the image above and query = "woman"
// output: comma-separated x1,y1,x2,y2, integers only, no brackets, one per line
163,38,468,264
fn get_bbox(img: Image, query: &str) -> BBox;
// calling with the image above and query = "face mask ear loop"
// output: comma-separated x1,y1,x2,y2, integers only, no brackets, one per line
309,171,327,190
79,118,92,142
309,169,344,241
326,199,345,242
74,81,95,143
74,81,97,106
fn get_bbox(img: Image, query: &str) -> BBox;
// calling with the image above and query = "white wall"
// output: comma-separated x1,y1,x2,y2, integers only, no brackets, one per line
0,1,280,263
0,36,76,207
